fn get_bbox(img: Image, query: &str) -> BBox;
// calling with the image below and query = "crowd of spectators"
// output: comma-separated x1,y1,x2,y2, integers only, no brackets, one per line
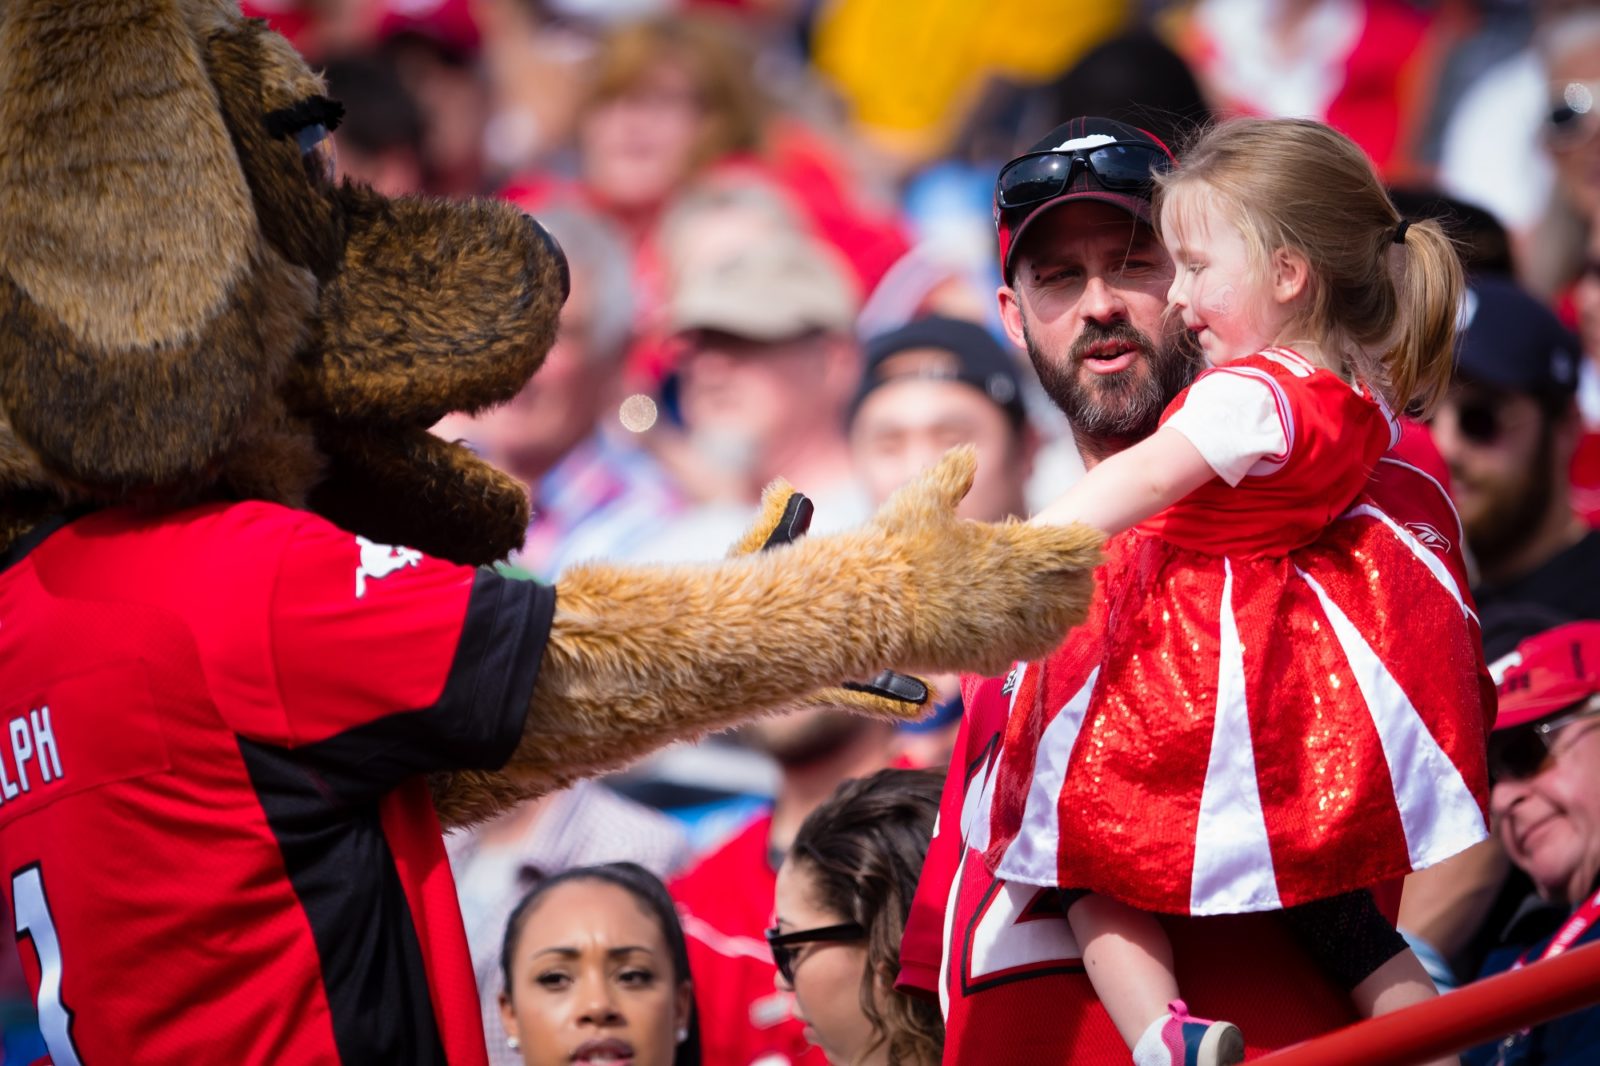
10,1,1600,1063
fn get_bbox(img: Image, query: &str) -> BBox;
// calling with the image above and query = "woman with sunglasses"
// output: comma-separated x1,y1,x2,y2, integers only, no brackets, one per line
1460,621,1600,1064
769,769,943,1066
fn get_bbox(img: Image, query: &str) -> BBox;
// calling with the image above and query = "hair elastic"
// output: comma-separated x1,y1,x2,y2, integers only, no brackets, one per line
1393,219,1410,245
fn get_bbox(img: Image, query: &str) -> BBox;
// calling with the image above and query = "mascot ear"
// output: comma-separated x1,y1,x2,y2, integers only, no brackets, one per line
0,0,313,494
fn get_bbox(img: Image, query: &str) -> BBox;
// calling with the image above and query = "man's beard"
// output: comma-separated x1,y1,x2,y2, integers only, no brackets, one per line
1022,316,1201,461
1459,426,1559,576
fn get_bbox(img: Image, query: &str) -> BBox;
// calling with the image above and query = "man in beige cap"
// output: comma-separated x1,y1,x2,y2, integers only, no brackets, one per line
641,231,872,562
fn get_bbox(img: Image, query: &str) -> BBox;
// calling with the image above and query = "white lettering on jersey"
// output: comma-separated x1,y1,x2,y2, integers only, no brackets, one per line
0,707,64,804
354,536,422,599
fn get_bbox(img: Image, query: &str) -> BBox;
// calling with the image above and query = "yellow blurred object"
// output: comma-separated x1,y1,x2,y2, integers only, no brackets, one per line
811,0,1129,162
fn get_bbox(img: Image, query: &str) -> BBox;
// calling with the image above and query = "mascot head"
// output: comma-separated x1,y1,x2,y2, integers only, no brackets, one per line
0,0,569,564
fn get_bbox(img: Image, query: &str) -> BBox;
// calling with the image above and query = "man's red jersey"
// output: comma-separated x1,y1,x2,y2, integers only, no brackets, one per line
0,502,554,1065
899,441,1477,1063
671,815,827,1066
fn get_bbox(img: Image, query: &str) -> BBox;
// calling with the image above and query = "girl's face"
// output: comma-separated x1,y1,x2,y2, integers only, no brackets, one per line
1161,182,1292,366
772,859,881,1066
499,880,692,1066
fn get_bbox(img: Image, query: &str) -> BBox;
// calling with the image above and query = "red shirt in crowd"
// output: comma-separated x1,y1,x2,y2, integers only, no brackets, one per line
0,502,553,1065
671,815,827,1066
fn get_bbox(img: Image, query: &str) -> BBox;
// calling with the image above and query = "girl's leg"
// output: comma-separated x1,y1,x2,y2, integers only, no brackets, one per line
1066,891,1180,1047
1283,890,1457,1066
1066,891,1244,1066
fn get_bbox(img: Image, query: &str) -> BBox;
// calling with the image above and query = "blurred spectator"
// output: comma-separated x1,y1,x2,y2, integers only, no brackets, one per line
671,707,901,1066
497,863,701,1066
455,788,691,1066
847,315,1037,768
1568,222,1600,522
503,13,910,382
1438,4,1600,298
1171,0,1434,176
639,233,870,561
465,205,683,580
850,315,1034,526
1462,622,1600,1064
1430,277,1599,616
379,0,490,196
322,50,426,196
771,768,944,1066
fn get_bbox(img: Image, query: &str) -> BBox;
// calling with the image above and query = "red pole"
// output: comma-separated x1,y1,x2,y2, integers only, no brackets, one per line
1254,939,1600,1066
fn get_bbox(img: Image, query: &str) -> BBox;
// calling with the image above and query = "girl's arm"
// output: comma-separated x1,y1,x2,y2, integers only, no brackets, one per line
1031,424,1217,535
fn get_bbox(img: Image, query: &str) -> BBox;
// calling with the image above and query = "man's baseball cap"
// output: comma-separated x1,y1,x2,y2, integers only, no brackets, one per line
668,235,858,342
1490,621,1600,731
1455,276,1580,399
995,116,1176,280
849,316,1028,430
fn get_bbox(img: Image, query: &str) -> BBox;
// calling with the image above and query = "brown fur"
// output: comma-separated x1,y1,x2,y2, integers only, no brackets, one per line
0,4,1105,836
431,449,1102,827
309,423,531,567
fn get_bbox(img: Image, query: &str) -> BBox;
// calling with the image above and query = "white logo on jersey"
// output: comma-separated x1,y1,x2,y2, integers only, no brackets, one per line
1405,522,1451,554
354,536,422,598
1050,133,1116,152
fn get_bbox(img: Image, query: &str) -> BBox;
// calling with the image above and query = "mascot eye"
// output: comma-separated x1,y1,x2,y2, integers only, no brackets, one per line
264,96,344,185
296,123,337,183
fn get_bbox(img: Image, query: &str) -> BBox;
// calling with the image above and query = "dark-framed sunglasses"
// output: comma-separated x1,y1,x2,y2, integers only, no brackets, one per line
1488,698,1600,782
1452,400,1507,446
765,922,866,985
995,141,1173,212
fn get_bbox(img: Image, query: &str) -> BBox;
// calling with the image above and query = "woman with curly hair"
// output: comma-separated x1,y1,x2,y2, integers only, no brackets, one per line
769,768,944,1066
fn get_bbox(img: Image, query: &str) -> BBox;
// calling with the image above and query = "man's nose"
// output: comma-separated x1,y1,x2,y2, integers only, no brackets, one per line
1079,275,1124,323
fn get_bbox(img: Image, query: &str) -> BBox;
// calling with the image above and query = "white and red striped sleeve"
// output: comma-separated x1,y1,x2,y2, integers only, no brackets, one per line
1164,368,1293,486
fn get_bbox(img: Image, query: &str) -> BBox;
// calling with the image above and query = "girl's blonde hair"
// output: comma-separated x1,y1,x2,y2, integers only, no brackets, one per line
1155,117,1463,414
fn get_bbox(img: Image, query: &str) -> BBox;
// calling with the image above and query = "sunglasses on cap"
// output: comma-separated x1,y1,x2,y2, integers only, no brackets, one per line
1547,80,1600,147
764,922,866,985
996,141,1173,212
1488,696,1600,782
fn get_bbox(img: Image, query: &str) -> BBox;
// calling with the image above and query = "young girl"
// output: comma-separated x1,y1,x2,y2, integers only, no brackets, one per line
1013,118,1488,1065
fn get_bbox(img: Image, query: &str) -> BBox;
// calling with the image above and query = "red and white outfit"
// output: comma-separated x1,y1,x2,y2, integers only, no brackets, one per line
985,349,1492,916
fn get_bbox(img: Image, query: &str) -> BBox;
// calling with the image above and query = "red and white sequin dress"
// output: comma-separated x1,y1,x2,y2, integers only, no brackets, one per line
984,349,1491,916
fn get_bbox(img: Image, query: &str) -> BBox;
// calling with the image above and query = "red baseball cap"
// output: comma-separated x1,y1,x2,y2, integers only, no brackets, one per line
994,117,1176,281
1490,622,1600,731
378,0,480,57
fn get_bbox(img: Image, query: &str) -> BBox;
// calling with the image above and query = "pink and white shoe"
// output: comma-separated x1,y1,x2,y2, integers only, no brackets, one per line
1134,1000,1245,1066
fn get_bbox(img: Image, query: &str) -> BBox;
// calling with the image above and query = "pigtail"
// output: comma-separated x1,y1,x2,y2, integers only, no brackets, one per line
1384,218,1463,416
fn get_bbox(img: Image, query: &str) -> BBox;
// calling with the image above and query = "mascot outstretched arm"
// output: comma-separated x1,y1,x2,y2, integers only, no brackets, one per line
0,3,1100,1063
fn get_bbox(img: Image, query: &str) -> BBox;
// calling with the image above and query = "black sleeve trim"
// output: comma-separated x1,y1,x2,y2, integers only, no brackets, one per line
272,571,554,804
439,569,556,771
